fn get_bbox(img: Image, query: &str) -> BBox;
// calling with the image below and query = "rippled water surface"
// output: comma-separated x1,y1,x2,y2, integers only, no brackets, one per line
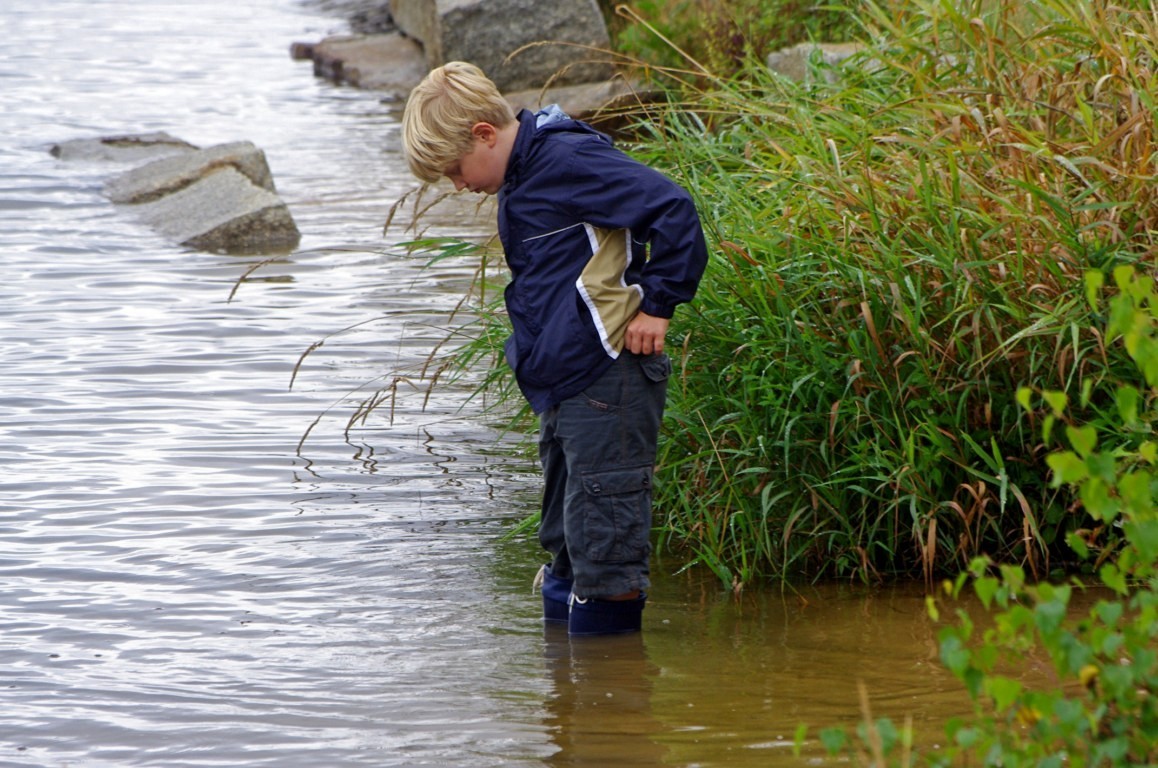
2,3,978,766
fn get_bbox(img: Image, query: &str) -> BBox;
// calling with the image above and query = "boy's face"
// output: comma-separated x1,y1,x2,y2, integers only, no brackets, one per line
443,122,508,195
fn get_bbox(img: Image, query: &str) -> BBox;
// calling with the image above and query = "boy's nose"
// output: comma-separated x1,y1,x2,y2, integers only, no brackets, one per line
452,178,467,191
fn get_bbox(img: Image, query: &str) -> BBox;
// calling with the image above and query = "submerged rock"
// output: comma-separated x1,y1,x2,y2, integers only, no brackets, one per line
49,132,197,163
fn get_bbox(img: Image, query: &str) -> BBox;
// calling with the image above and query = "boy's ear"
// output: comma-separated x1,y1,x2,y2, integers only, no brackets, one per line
471,122,498,146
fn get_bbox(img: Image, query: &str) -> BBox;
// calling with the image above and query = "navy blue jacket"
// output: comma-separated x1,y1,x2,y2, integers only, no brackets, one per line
497,107,708,413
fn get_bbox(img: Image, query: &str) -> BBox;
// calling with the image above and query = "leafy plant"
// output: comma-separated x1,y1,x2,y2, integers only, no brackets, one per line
803,266,1158,766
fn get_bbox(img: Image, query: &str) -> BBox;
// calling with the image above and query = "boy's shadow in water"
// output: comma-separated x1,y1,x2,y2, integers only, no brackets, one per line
541,626,668,766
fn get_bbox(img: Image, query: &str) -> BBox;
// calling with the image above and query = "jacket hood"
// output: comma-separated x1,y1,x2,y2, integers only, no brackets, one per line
504,106,611,190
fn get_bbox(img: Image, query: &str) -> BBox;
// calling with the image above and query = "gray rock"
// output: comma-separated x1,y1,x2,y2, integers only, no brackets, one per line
766,42,864,84
390,0,613,92
104,141,276,204
49,132,197,163
54,133,301,254
301,32,427,95
132,167,300,254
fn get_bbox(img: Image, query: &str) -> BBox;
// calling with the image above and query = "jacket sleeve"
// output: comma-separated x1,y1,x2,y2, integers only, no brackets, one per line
560,140,708,319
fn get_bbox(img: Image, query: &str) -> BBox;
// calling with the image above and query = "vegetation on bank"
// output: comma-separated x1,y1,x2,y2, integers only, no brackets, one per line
812,268,1157,767
598,0,1155,588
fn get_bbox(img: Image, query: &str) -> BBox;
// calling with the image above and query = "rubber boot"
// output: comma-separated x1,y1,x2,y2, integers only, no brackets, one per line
568,593,646,636
535,564,573,623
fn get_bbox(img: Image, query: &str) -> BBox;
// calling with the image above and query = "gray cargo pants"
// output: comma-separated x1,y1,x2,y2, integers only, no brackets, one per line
537,351,671,599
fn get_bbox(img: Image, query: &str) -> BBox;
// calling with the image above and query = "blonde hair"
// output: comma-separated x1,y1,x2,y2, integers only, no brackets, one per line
401,61,516,183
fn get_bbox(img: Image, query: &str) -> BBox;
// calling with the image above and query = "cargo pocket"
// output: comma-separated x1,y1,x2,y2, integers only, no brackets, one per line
640,353,671,384
580,464,653,563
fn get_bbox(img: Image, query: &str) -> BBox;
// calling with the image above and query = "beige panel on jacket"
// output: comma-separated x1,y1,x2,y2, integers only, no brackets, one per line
576,224,644,358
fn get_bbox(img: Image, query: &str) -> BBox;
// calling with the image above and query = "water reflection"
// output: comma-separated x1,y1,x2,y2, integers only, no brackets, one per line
528,568,974,767
543,629,667,766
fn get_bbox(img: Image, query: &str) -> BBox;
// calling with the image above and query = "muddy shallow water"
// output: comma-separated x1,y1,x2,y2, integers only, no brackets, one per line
1,2,988,766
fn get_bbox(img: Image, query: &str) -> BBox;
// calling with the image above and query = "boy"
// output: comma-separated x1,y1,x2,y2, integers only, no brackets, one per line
401,62,708,635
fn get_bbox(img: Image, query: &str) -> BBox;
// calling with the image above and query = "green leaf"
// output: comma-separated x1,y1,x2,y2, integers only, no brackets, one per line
953,725,980,748
1066,531,1090,559
1118,470,1153,516
1087,452,1118,485
1034,590,1068,637
1043,390,1068,417
940,634,971,676
1066,425,1097,458
1016,387,1033,412
925,594,940,622
1113,264,1135,292
1125,520,1158,562
818,727,847,754
1116,385,1140,426
1084,270,1104,309
974,576,999,609
1047,452,1088,486
1096,600,1123,626
1043,414,1056,445
1080,477,1119,523
985,676,1023,712
1101,563,1128,595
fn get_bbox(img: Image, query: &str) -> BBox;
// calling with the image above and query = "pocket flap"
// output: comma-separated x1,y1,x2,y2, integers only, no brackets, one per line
580,465,653,496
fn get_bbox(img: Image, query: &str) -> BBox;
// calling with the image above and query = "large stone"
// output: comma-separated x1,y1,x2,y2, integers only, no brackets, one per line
301,0,397,33
296,32,427,96
49,132,197,163
390,0,613,92
53,133,301,254
131,167,300,254
104,141,277,204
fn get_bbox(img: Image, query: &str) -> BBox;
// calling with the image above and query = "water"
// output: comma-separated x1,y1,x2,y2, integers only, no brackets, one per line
1,2,976,766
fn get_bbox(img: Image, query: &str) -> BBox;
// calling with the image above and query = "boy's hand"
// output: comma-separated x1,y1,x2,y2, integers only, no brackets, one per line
625,312,670,355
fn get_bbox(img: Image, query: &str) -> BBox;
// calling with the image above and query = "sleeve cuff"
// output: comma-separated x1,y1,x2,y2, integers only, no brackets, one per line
640,299,675,319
